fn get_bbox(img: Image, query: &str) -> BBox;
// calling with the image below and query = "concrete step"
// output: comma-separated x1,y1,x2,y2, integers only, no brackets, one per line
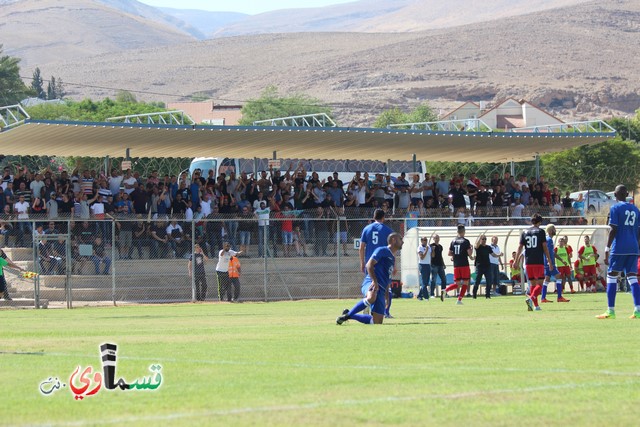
0,298,48,309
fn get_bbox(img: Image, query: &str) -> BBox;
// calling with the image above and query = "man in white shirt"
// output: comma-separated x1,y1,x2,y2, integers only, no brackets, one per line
30,174,45,200
417,236,432,300
108,168,124,196
216,241,242,302
13,194,31,246
122,170,137,195
489,236,504,296
255,201,271,257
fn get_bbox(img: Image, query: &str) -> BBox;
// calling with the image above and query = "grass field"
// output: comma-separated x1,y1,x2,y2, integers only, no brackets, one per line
1,292,639,426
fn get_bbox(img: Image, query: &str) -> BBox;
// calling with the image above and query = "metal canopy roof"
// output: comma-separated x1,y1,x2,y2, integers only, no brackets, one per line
0,120,614,163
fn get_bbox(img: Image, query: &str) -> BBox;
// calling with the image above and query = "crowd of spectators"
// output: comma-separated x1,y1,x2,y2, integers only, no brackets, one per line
0,162,592,269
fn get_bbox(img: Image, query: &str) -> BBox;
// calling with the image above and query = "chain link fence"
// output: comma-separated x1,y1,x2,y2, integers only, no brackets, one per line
0,206,602,308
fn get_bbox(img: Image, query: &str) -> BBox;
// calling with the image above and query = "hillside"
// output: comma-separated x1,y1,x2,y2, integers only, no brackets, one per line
158,7,247,38
38,0,640,127
0,0,194,67
211,0,593,36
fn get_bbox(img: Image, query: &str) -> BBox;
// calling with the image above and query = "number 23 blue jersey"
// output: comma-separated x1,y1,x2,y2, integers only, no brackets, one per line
609,202,640,255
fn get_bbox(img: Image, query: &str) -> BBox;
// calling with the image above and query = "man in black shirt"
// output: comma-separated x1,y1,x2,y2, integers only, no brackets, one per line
443,224,473,304
429,234,447,298
473,235,493,299
515,213,552,311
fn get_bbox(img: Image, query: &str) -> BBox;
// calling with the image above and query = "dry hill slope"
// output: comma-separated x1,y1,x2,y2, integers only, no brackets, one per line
213,0,592,36
0,0,194,67
38,0,640,126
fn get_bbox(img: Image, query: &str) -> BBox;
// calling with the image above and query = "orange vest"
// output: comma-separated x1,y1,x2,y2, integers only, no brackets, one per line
229,257,241,278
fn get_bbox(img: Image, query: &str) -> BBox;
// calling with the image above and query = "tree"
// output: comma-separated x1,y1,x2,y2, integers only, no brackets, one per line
373,102,438,128
115,90,137,104
31,67,45,99
0,45,31,105
44,76,66,100
238,85,333,126
542,138,640,192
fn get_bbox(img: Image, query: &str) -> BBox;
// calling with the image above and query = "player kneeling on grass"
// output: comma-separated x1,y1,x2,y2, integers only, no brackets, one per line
336,233,403,325
597,185,640,319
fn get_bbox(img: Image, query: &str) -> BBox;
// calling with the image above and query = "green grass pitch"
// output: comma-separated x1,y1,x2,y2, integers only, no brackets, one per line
1,293,639,426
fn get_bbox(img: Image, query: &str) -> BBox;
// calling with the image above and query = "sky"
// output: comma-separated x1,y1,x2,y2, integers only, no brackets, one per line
137,0,357,15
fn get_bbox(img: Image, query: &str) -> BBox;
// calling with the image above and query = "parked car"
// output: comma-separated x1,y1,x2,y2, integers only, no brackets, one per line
569,190,616,213
605,191,634,203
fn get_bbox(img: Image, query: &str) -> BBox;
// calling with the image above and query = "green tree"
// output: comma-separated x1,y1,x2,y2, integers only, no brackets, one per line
238,85,333,126
31,67,45,99
46,76,57,100
541,138,640,192
373,102,438,128
0,45,31,105
115,90,137,104
26,97,169,122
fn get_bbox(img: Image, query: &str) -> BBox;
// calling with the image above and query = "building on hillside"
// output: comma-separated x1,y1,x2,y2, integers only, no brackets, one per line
166,101,243,125
440,98,564,130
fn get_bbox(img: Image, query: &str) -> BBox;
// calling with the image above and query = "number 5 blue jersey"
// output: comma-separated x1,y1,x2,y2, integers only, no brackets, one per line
609,202,640,255
361,222,393,262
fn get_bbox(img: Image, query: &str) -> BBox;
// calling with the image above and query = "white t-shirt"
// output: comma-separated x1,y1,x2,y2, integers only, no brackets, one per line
108,175,124,195
122,176,137,195
14,201,29,219
417,244,431,265
216,249,238,272
490,244,501,265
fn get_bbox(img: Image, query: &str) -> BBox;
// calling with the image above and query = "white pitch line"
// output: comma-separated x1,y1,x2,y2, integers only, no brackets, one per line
37,379,640,427
3,350,640,378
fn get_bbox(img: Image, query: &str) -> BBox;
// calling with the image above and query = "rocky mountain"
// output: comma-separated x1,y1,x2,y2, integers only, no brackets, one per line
0,0,195,67
158,7,247,38
2,0,638,127
210,0,593,36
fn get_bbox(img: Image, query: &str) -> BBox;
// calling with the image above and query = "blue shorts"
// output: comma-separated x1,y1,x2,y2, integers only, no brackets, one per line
608,254,638,274
361,281,387,315
544,266,560,278
281,231,293,245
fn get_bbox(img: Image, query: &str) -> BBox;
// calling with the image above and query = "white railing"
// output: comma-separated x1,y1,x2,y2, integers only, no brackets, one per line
387,118,493,132
508,120,616,134
0,104,30,130
106,111,195,125
253,113,337,128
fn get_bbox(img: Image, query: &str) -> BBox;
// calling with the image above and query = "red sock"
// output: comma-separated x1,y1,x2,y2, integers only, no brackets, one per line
531,285,542,307
445,284,459,293
459,285,468,300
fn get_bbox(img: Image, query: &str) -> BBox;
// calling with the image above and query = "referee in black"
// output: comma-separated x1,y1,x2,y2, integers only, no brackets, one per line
473,235,493,299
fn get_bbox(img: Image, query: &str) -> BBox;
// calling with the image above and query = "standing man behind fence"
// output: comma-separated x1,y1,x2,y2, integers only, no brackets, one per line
229,255,241,303
216,242,242,302
188,244,209,302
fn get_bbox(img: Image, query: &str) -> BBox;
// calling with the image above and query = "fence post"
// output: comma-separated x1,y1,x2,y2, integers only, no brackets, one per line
337,217,341,299
263,224,268,302
191,220,195,302
31,220,39,309
65,219,72,310
111,218,116,306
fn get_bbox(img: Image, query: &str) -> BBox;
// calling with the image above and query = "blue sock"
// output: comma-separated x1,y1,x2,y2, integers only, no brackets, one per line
628,277,640,309
348,299,369,318
385,290,393,316
606,275,617,310
556,281,563,298
541,283,548,300
350,314,373,324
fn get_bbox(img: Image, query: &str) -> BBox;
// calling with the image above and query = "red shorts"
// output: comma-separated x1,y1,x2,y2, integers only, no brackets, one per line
511,274,521,282
558,266,572,276
583,265,597,276
454,266,471,281
525,264,545,281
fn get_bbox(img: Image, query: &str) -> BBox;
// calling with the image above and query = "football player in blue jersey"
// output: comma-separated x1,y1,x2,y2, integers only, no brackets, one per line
337,232,404,325
597,185,640,319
